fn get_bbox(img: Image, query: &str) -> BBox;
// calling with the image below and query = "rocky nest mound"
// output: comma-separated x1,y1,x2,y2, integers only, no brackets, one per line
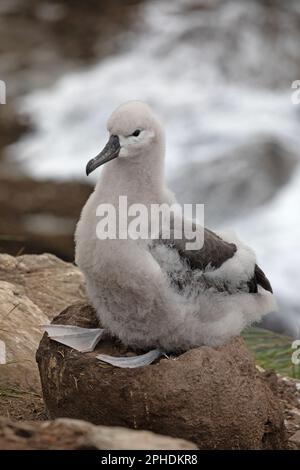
37,302,287,450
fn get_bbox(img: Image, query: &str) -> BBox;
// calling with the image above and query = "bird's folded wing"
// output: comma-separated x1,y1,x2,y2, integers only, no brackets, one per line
96,349,164,368
162,224,273,293
41,324,105,353
160,224,237,271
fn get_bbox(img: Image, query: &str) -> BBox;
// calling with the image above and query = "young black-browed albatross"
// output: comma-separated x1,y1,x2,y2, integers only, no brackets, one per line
44,101,277,367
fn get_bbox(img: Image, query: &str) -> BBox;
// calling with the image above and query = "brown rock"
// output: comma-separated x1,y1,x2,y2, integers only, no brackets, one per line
0,281,48,391
0,416,197,450
37,303,287,450
0,253,86,391
0,253,86,319
254,367,300,450
289,430,300,450
0,177,92,261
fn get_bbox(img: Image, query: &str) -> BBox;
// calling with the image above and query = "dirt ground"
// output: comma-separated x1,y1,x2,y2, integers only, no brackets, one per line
0,389,46,422
261,369,300,448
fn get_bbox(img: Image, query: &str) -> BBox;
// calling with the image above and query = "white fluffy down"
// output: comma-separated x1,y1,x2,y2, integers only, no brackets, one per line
206,230,256,284
77,230,277,352
148,243,277,350
75,101,277,353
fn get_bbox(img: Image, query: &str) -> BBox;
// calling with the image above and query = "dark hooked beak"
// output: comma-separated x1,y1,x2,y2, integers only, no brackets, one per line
86,135,120,176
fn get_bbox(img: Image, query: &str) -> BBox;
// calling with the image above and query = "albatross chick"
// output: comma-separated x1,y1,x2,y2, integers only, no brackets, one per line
74,101,277,354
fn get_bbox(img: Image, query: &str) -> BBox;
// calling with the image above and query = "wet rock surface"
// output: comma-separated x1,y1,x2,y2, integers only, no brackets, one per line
37,302,287,450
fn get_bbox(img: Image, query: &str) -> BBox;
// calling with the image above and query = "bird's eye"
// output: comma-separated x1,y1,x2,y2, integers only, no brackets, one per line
132,129,141,137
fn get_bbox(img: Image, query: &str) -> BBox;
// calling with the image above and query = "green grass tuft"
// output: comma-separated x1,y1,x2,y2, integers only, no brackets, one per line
243,327,300,379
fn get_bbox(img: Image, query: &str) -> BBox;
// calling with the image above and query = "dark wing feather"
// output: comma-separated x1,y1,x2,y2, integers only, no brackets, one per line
158,223,273,295
254,264,273,293
170,227,237,270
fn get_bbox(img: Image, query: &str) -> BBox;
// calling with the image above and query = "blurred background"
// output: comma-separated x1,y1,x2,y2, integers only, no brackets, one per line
0,0,300,374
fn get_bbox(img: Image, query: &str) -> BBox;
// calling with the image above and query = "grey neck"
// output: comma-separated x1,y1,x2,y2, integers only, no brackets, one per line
95,145,166,205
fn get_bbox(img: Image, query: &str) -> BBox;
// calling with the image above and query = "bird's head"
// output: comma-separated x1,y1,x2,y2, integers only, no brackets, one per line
86,101,164,176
